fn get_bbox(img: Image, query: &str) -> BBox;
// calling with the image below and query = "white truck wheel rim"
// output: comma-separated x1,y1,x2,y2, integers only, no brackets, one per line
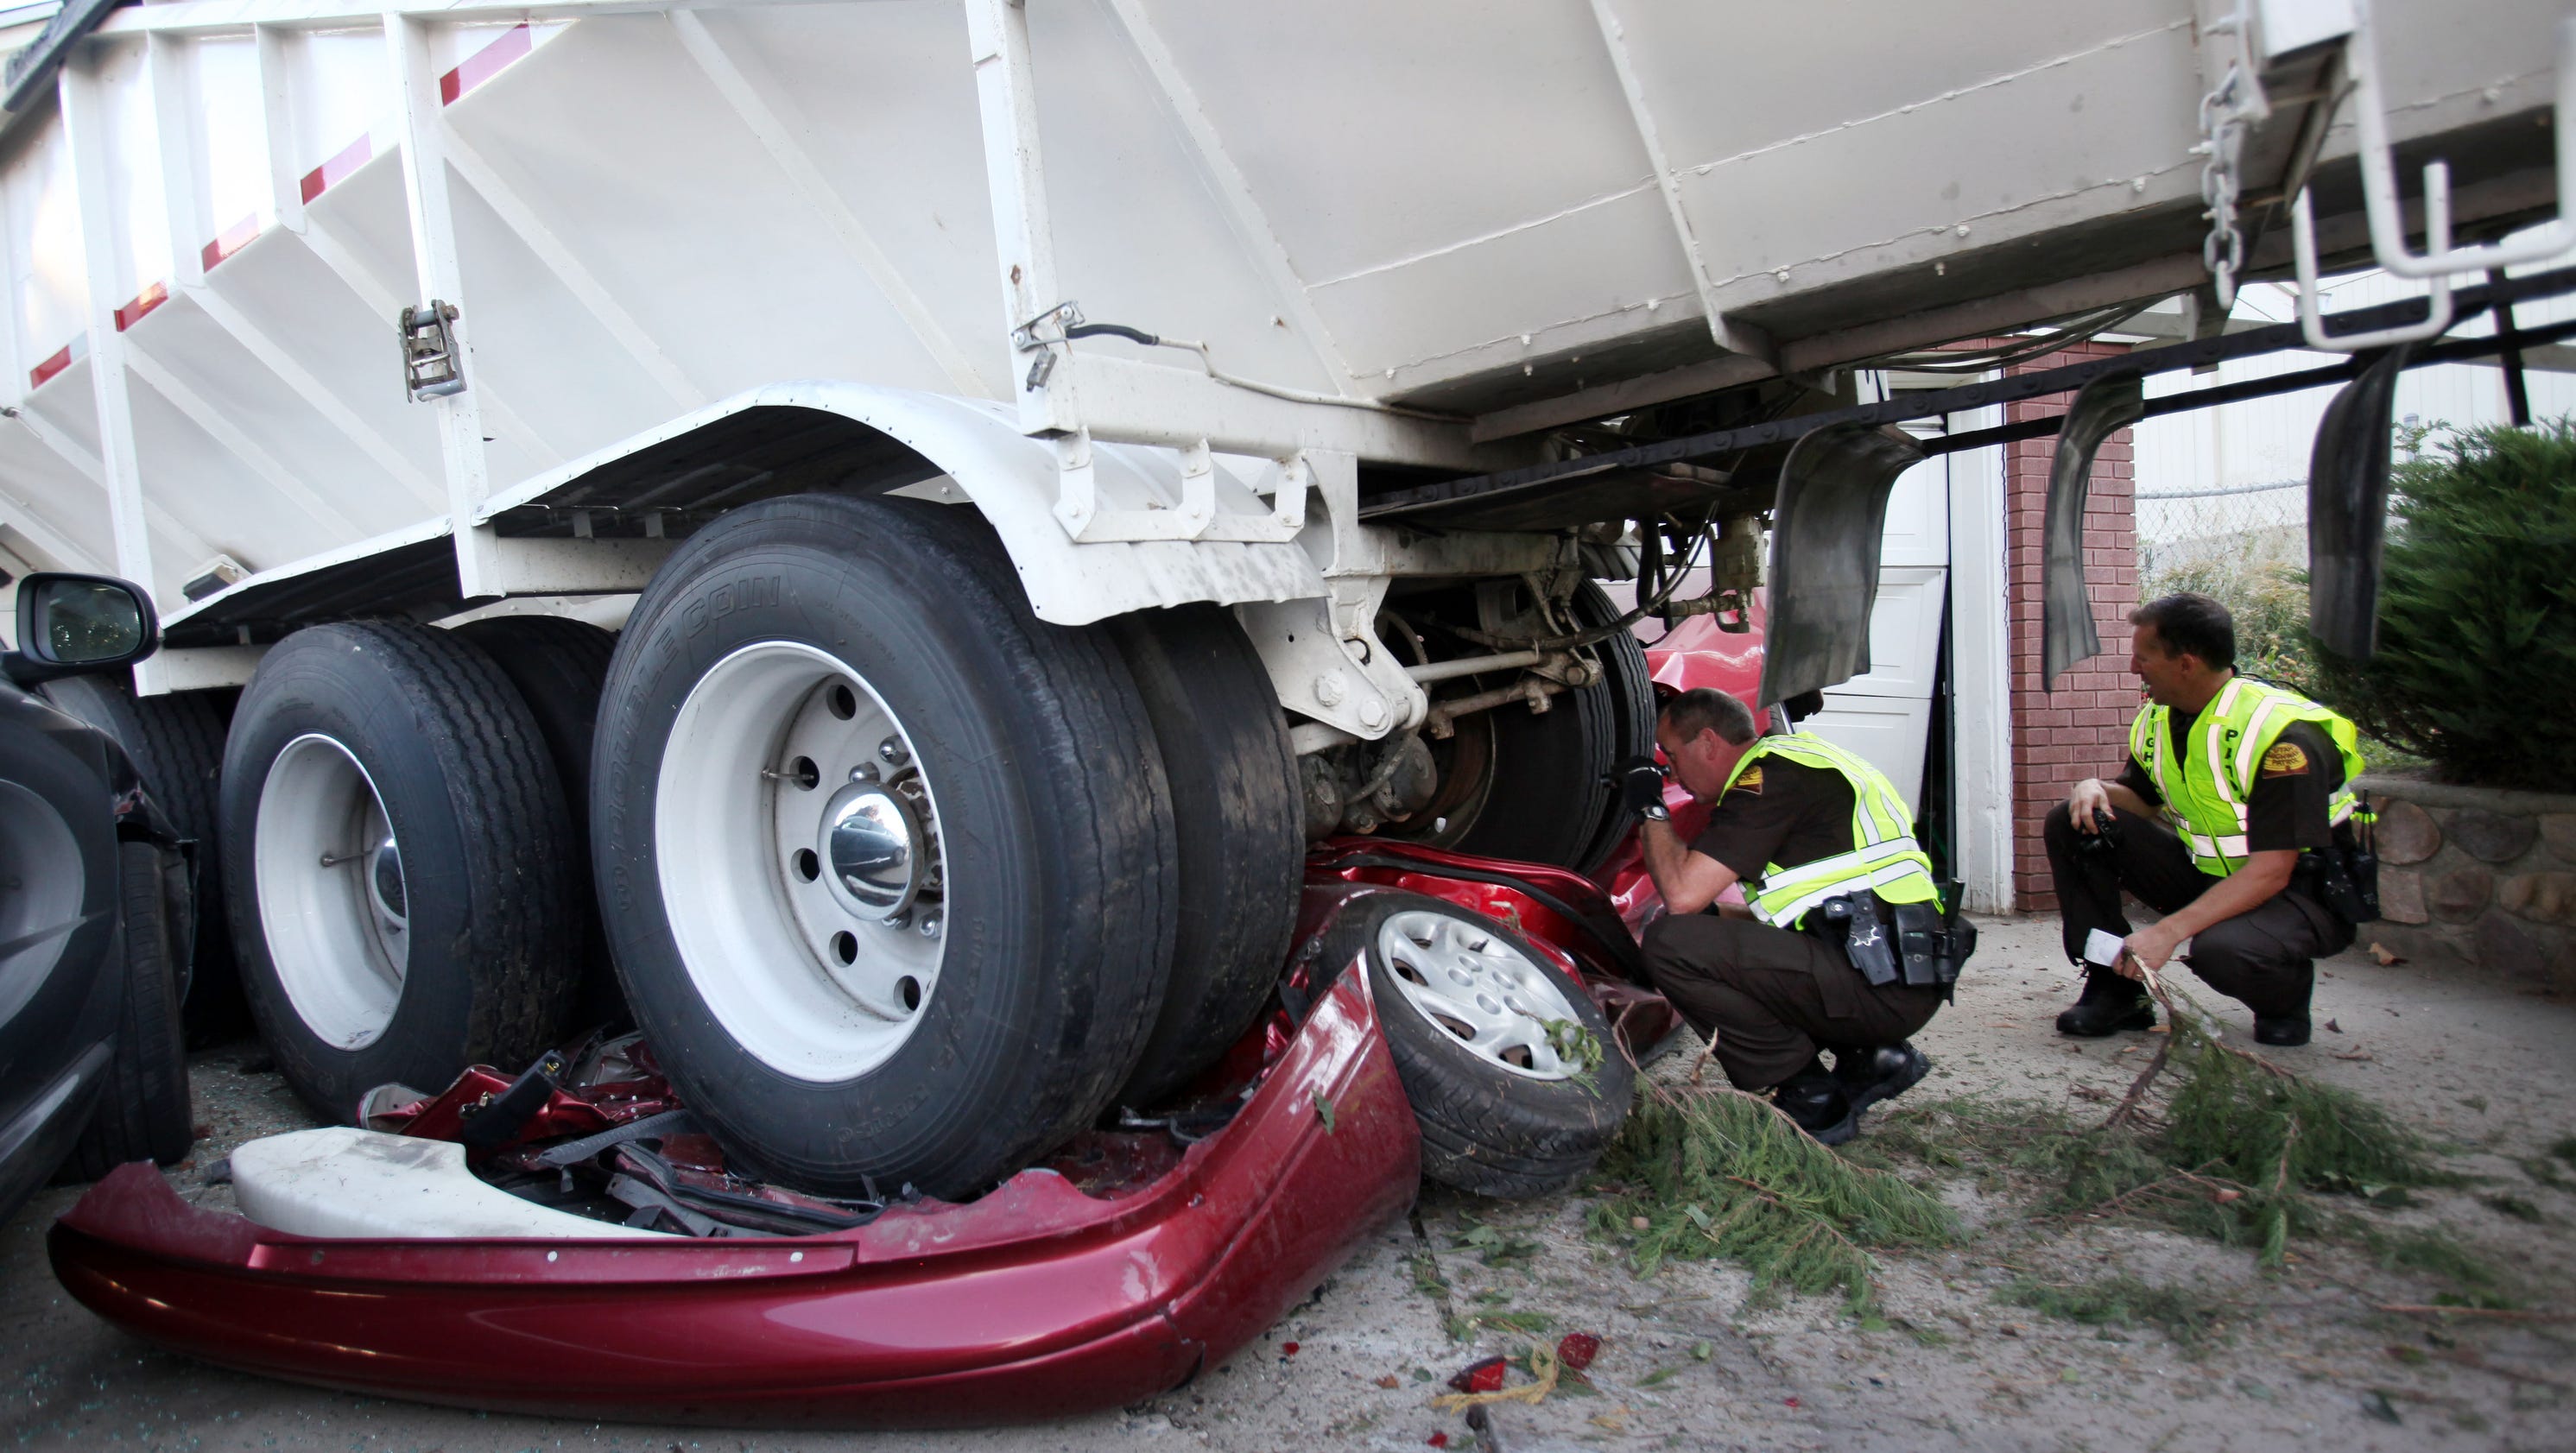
656,641,946,1081
1377,909,1580,1081
254,733,408,1049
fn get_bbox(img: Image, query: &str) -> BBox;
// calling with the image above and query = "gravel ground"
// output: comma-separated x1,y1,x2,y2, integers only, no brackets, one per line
3,915,2571,1452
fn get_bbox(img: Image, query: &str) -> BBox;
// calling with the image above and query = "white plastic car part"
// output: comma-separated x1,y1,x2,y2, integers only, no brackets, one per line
229,1127,669,1240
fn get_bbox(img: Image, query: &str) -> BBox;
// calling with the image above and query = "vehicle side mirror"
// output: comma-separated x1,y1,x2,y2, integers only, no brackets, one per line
3,572,160,686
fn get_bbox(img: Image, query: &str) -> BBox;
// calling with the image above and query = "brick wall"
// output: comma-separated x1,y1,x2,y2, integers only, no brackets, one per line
2003,341,2140,912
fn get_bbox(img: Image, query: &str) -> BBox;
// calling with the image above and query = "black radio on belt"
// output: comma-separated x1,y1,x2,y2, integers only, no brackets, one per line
2295,843,2380,924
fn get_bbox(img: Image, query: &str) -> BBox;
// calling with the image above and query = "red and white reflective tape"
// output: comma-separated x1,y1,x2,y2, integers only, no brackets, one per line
28,334,84,391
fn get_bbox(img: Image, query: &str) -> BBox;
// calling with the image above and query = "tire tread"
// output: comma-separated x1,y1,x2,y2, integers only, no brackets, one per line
64,841,193,1179
224,621,578,1121
41,677,241,1039
345,621,576,1069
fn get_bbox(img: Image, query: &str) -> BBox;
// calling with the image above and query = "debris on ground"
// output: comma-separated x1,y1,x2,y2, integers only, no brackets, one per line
1446,1355,1509,1394
1430,1338,1561,1412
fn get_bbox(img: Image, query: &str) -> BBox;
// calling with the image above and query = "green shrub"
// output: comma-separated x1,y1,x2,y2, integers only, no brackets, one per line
2306,420,2576,792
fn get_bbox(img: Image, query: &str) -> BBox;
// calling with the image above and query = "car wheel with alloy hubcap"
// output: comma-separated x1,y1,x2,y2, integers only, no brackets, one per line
1320,891,1634,1197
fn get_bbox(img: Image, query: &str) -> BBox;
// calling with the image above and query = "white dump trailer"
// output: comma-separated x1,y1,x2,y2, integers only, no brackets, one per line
0,0,2565,1195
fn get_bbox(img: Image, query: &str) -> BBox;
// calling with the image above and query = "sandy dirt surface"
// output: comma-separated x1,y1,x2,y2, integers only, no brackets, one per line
3,916,2571,1452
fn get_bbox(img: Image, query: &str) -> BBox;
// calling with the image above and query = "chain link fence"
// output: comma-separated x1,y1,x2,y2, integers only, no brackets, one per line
2135,479,2316,681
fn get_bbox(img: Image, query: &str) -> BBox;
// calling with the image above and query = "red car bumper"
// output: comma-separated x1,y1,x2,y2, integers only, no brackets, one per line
48,910,1420,1426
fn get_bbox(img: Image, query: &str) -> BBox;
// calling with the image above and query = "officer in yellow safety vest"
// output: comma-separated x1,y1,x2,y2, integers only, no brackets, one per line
2051,592,2369,1046
1619,687,1973,1145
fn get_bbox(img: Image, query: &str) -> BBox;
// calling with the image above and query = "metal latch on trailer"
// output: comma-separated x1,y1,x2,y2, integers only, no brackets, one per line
400,301,467,401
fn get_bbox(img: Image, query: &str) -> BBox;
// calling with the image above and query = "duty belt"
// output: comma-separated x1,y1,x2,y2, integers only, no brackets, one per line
1813,888,1977,994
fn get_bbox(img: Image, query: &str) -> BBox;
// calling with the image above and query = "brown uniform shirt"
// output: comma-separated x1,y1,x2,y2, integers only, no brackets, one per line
2117,713,2344,852
1689,754,1858,881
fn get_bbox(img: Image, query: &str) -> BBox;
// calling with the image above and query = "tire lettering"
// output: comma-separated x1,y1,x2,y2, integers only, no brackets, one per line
683,575,781,636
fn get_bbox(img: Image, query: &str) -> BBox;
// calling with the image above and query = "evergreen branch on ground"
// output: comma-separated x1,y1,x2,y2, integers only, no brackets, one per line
1584,976,2490,1329
1589,1083,1953,1315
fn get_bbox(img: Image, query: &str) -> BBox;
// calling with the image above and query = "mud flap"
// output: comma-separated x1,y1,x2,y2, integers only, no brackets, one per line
2041,371,2145,689
1757,423,1925,706
2307,344,2415,660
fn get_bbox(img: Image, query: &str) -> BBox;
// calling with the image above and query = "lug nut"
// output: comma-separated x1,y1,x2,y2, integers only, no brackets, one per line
878,736,909,767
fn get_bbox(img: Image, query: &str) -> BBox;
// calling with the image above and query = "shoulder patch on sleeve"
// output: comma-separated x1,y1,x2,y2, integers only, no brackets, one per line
1730,765,1764,796
2260,741,2309,776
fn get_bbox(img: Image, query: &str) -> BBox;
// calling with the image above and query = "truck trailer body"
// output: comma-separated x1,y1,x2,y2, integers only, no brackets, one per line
0,0,2565,1198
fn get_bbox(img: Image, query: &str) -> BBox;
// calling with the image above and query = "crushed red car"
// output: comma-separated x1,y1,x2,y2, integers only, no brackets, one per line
50,863,1683,1426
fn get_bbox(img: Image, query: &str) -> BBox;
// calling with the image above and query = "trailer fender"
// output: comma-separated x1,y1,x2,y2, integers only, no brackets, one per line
475,382,1326,628
2041,371,2146,690
1756,423,1926,707
2307,345,2415,660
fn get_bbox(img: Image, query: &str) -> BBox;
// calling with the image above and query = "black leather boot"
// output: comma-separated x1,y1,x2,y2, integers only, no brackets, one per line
1772,1069,1858,1147
1833,1042,1931,1115
2054,969,2155,1037
2253,1015,2312,1046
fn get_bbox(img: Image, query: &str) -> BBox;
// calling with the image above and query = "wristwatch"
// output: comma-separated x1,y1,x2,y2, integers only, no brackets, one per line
1638,801,1670,823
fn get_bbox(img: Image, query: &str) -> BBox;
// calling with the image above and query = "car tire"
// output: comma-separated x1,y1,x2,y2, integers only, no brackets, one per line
452,615,625,1031
1108,603,1302,1109
1332,892,1634,1197
62,841,195,1179
592,493,1178,1198
221,622,580,1122
39,675,245,1044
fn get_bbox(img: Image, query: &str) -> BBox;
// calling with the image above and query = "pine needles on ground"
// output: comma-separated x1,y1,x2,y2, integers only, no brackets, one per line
2151,984,2457,1266
1589,1084,1953,1315
2365,1226,2517,1309
2002,1274,2234,1349
1581,982,2486,1322
1861,983,2474,1277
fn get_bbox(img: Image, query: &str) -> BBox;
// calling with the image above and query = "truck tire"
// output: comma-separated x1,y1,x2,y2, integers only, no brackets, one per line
62,841,195,1180
1410,582,1654,876
452,615,625,1031
592,493,1178,1198
220,622,580,1122
1567,583,1658,874
1334,892,1634,1197
1108,604,1301,1109
39,675,245,1045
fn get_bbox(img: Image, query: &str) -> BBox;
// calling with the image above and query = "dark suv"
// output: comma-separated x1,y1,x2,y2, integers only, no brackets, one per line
0,573,193,1222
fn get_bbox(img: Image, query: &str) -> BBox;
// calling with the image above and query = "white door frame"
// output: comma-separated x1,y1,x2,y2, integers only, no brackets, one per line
1944,401,2013,914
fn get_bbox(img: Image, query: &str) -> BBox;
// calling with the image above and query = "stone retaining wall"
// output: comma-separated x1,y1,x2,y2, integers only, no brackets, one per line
2359,773,2576,990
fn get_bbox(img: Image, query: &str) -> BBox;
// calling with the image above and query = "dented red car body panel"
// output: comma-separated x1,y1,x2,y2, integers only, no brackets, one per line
47,885,1426,1427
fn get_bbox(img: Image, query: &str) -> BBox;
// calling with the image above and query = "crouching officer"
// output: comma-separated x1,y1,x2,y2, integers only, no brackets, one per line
2051,592,2370,1046
1619,687,1974,1145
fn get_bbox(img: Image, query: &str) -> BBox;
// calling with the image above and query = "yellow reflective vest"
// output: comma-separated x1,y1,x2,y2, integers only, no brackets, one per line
1717,733,1941,929
2126,676,2366,878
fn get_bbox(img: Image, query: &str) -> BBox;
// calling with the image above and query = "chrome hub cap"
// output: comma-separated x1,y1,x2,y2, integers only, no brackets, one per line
253,733,408,1048
657,641,947,1080
823,780,925,917
1377,909,1582,1080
